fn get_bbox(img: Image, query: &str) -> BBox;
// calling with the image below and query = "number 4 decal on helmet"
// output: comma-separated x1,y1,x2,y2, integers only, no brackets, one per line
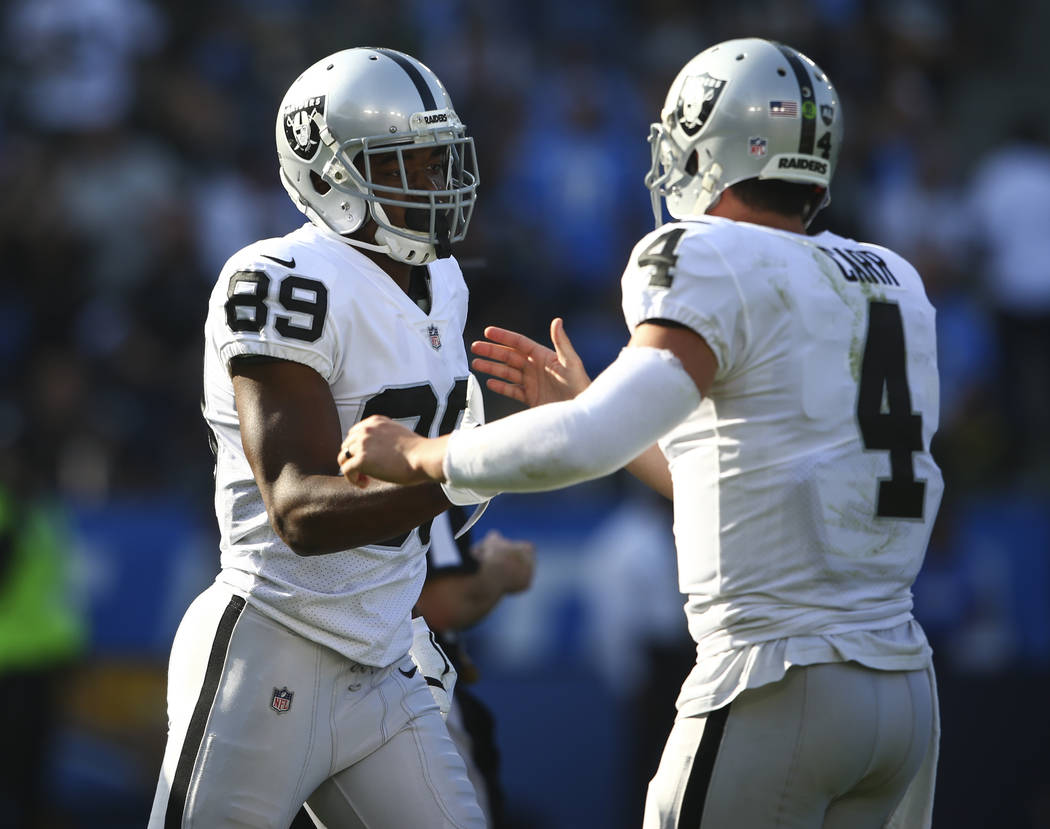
817,132,833,160
639,227,687,288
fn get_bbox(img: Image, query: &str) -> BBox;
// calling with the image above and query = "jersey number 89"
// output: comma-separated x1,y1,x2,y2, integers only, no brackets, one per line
225,270,328,343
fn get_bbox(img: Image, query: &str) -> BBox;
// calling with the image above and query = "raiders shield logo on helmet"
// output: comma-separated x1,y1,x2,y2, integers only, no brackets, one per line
283,96,326,161
676,73,726,136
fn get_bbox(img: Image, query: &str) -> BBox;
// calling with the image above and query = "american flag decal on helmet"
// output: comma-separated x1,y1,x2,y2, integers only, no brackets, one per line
271,686,294,713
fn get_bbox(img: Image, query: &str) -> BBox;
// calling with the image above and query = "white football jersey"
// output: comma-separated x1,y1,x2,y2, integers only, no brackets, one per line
427,507,478,576
202,223,473,667
621,216,943,716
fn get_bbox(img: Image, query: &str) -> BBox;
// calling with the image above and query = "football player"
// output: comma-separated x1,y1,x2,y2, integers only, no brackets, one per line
149,48,488,828
338,38,943,829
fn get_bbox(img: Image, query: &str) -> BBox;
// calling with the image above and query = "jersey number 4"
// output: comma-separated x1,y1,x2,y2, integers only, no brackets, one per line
856,300,926,519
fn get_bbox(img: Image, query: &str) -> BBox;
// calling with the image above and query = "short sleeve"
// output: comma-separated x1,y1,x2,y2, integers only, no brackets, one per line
210,257,340,381
427,506,479,575
621,223,749,378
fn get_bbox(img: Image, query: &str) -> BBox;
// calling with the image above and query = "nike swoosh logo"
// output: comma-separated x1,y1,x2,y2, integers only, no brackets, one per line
398,665,418,679
262,254,296,268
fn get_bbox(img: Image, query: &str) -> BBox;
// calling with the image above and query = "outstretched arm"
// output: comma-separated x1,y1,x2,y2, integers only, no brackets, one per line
338,322,715,496
472,318,673,497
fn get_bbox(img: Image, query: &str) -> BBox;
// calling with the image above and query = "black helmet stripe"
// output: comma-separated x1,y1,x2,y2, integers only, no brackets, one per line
774,43,816,155
373,48,438,111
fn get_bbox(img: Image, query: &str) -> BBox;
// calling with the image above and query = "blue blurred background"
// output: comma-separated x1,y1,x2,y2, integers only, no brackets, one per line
2,0,1049,826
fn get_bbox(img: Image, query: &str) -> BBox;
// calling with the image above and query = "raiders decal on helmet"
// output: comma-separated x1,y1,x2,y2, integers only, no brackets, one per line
676,73,726,136
283,95,326,161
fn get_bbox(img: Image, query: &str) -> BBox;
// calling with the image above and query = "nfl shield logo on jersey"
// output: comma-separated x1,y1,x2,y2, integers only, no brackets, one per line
271,686,293,714
427,325,442,350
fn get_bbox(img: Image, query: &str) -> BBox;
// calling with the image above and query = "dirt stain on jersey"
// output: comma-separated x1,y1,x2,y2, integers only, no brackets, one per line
771,281,792,311
811,250,865,381
827,479,905,558
808,249,894,383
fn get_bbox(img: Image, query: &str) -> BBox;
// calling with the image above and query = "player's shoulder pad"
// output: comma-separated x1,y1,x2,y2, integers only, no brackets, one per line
822,231,924,292
630,217,734,258
626,218,735,289
218,232,303,279
216,225,366,298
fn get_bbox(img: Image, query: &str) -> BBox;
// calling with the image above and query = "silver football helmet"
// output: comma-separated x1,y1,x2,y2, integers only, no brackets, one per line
276,48,478,264
645,38,842,227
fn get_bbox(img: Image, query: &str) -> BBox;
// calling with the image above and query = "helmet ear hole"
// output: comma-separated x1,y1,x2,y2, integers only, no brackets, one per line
310,170,331,195
685,150,699,176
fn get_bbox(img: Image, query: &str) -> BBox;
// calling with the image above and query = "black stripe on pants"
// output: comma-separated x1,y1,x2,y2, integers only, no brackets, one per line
165,594,246,828
679,704,732,827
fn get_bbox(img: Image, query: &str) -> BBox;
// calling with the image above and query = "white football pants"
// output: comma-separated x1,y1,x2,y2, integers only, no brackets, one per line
643,661,939,829
444,693,493,827
148,583,484,828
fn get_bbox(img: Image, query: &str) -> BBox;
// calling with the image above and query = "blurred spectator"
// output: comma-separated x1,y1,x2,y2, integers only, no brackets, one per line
0,482,87,828
966,115,1050,488
416,508,535,829
55,132,186,294
4,0,165,133
493,52,650,301
580,489,694,829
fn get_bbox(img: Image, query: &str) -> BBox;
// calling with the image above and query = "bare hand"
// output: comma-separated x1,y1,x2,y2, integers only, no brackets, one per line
471,317,590,408
473,530,535,594
338,416,448,487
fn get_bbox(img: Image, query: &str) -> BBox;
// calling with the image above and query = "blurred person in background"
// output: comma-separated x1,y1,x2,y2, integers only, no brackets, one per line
149,47,489,828
339,38,943,828
966,114,1050,489
415,509,534,829
579,489,694,828
0,473,87,829
4,0,165,135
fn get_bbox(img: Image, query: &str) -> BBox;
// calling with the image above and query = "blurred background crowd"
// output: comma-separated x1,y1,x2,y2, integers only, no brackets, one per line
1,0,1048,826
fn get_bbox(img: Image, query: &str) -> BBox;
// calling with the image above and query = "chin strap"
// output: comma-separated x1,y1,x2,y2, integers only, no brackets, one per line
373,227,436,264
332,216,440,266
340,235,393,256
337,226,444,266
433,213,452,259
370,201,441,264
